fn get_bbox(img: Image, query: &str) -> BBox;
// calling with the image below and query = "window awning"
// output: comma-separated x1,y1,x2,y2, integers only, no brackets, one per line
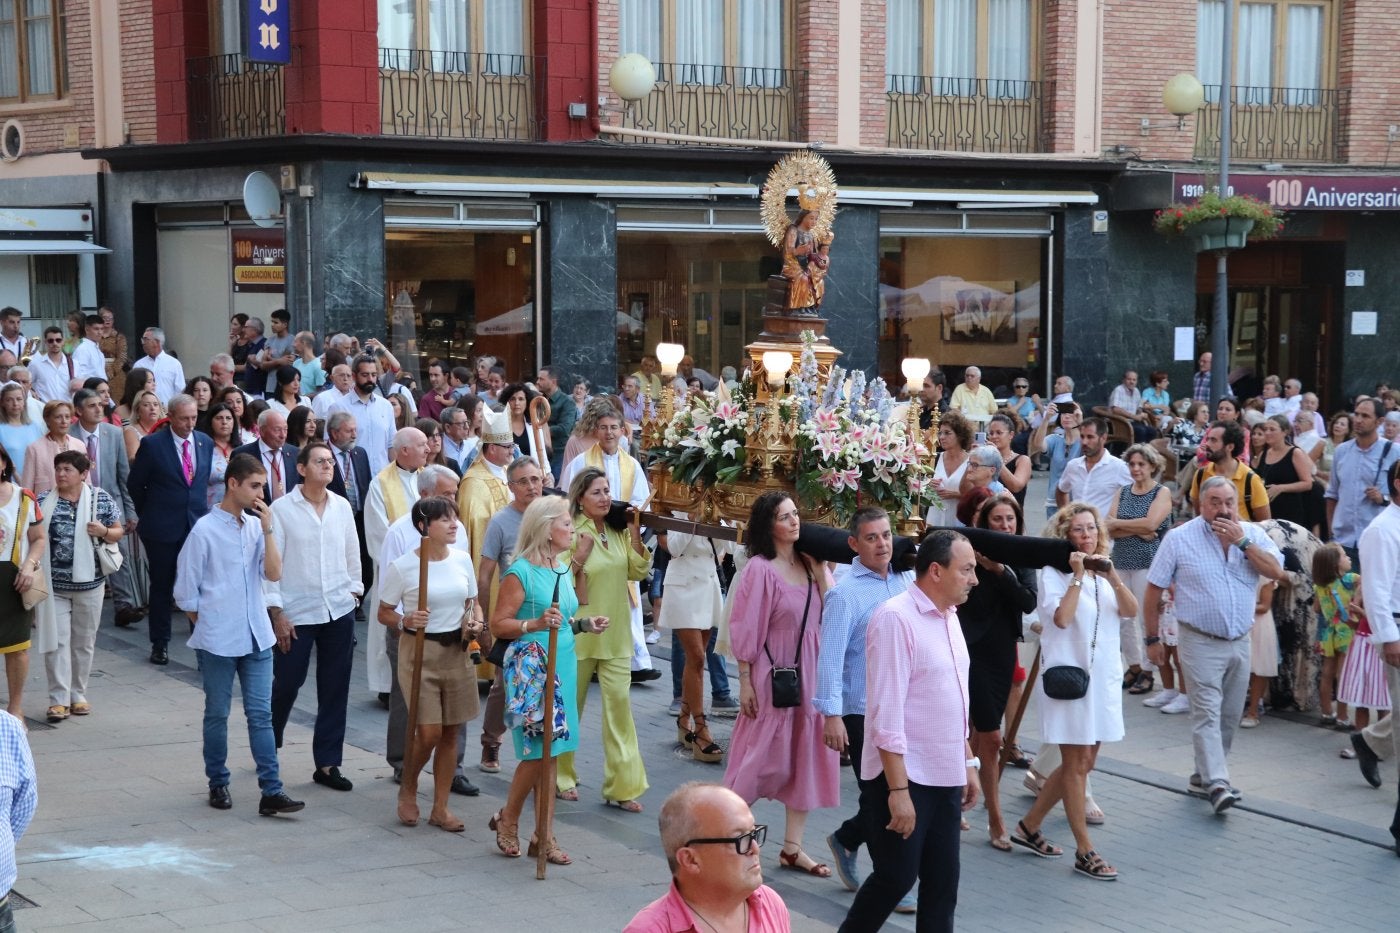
355,172,1098,208
0,239,111,255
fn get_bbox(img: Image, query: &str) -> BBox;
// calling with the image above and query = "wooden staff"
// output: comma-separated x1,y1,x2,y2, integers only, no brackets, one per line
535,569,565,880
529,395,552,477
999,646,1041,776
403,537,430,789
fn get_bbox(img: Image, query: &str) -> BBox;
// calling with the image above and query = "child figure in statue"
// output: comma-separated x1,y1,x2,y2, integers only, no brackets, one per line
782,210,833,314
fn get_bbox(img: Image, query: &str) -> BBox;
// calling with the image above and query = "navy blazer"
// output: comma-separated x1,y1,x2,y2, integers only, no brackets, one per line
232,440,302,504
128,427,214,544
328,445,371,512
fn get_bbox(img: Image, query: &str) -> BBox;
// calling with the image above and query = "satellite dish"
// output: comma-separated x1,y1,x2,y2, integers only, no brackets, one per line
243,171,282,228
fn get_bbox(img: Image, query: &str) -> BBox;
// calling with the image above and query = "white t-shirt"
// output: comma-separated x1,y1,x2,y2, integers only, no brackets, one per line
379,548,477,634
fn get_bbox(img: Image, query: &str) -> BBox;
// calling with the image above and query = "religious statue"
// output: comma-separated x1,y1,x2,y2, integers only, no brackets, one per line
761,152,838,318
781,210,833,314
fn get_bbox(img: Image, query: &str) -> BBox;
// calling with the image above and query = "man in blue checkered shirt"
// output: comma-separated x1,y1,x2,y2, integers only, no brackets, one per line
0,710,36,933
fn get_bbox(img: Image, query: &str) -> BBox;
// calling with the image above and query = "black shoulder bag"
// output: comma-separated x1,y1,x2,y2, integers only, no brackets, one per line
710,539,735,597
1042,575,1099,701
766,560,813,709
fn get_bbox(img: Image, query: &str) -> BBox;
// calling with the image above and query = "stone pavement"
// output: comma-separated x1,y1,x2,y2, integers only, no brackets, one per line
11,474,1400,931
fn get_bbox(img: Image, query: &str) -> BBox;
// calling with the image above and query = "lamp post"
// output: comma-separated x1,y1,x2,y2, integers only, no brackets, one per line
1210,0,1236,405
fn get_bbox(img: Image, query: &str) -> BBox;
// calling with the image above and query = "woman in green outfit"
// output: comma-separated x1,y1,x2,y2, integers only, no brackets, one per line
487,494,608,866
556,467,653,812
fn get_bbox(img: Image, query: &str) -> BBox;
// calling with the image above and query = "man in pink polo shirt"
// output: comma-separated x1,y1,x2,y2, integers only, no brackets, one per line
840,529,980,933
625,782,791,933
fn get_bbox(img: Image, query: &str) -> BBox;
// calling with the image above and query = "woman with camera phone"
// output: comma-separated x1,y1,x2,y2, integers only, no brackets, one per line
724,491,839,877
1012,503,1136,882
555,467,652,811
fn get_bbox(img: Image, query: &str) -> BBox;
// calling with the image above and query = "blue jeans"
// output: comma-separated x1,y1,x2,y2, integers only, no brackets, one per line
670,630,732,701
0,896,15,933
197,647,283,796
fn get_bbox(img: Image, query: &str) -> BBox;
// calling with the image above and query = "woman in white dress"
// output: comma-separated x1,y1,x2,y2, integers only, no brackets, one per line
925,411,972,528
1012,502,1137,882
656,520,727,763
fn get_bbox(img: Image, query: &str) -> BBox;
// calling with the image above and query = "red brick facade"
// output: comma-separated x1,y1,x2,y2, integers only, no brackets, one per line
284,0,379,135
1100,0,1206,161
152,0,209,144
536,0,596,141
1338,0,1400,164
121,0,158,145
796,0,838,143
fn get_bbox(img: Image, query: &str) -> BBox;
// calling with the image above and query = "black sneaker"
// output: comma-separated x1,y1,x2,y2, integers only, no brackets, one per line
209,786,232,810
259,792,306,816
630,668,662,685
1352,733,1383,788
451,775,480,797
1209,784,1241,815
312,767,353,792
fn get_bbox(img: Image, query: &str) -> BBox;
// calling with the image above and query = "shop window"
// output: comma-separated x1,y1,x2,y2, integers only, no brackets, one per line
1197,1,1332,104
878,234,1045,394
616,230,778,387
385,229,536,387
0,0,67,104
886,0,1035,95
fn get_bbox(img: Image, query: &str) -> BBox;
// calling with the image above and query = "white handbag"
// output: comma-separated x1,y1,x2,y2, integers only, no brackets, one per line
91,493,123,577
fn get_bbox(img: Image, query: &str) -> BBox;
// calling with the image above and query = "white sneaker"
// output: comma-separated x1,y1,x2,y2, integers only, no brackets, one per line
1143,688,1179,709
1160,693,1191,714
645,628,661,645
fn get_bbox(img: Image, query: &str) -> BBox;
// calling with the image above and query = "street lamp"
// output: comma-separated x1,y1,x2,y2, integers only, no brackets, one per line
1210,1,1236,405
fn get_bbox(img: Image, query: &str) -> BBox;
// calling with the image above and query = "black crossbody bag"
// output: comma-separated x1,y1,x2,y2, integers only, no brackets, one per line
766,561,813,709
1042,575,1099,701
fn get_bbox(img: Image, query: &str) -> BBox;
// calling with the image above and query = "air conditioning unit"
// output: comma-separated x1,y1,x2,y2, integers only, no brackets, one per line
0,119,24,162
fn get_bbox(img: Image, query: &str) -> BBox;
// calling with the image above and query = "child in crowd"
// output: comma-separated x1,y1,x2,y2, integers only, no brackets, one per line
1336,596,1388,736
1144,588,1189,714
1241,578,1279,728
1312,542,1358,730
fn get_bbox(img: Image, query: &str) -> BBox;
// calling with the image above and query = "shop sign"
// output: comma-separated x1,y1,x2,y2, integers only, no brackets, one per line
1173,173,1400,211
247,0,291,65
232,228,285,293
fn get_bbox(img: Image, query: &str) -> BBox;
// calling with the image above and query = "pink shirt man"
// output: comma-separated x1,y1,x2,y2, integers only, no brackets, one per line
863,584,971,787
624,881,790,933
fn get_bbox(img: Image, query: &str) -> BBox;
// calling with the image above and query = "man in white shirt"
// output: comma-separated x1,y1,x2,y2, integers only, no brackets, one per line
0,306,24,360
68,314,108,389
135,327,187,405
1108,369,1154,443
559,407,658,679
27,326,73,402
174,452,303,816
1352,461,1400,843
1055,417,1131,515
379,465,477,795
312,363,354,422
266,440,363,794
209,353,248,398
363,427,429,701
333,355,396,473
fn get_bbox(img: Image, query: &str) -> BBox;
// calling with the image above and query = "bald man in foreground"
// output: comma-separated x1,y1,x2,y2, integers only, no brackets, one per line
625,783,791,932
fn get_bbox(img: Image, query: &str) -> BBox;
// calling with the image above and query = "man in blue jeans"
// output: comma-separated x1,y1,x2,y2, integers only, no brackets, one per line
175,452,304,816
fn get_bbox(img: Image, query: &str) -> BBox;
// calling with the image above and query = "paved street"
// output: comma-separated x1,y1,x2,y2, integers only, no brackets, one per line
12,476,1400,931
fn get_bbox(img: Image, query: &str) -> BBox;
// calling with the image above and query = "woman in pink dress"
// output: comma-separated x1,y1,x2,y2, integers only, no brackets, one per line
724,490,840,877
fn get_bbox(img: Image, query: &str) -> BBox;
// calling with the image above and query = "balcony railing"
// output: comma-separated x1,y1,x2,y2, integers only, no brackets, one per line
886,76,1048,153
187,54,286,141
379,48,541,140
624,62,806,143
1195,85,1347,163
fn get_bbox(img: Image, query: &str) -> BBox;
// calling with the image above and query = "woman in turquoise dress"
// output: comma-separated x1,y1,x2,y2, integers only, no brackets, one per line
487,495,607,867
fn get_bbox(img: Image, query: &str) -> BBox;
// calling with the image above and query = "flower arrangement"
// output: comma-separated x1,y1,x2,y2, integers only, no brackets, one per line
1153,192,1284,239
648,332,938,525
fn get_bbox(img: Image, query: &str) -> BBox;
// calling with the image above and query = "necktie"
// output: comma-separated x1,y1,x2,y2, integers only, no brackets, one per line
268,450,284,499
86,433,99,487
341,451,359,511
181,439,193,485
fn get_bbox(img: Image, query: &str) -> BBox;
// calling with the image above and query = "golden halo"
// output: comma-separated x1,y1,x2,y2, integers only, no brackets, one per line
761,152,838,247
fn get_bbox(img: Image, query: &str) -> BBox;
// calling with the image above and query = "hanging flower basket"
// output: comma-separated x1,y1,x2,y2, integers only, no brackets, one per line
1152,192,1283,252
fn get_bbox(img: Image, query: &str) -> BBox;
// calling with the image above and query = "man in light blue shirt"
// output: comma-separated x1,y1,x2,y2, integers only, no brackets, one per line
0,709,36,933
815,507,915,905
1144,476,1285,815
175,452,303,817
1326,397,1400,569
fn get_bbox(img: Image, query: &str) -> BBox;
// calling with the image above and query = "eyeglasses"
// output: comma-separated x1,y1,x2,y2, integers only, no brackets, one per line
307,457,336,467
45,338,63,344
509,476,544,487
684,825,767,856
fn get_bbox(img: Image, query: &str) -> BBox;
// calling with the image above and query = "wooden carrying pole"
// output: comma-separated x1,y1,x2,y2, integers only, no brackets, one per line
529,395,552,477
535,574,563,880
403,538,430,785
999,647,1041,775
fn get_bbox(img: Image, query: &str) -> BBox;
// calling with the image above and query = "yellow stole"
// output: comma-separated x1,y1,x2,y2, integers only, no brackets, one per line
375,463,416,524
583,444,637,502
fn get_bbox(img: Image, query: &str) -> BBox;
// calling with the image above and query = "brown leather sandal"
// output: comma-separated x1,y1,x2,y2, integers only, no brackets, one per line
489,811,520,857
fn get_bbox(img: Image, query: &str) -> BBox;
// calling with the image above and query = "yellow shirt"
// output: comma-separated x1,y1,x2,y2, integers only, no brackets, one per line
568,516,652,660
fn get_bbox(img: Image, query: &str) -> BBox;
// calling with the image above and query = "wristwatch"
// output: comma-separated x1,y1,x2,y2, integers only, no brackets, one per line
1145,635,1161,646
1237,538,1252,552
965,757,981,771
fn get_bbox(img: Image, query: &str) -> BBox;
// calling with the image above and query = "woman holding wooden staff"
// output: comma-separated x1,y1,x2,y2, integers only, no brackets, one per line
489,495,608,866
377,497,483,832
